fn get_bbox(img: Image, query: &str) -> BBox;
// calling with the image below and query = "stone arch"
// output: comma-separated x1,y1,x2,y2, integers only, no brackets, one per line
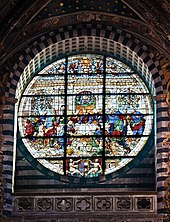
2,24,169,215
7,24,166,97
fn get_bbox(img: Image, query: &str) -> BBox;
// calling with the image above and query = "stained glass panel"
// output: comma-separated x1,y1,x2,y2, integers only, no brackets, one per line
39,59,66,75
105,136,149,157
67,54,104,73
106,57,133,73
23,76,65,96
19,95,65,117
20,131,64,158
66,158,102,177
39,159,64,175
105,158,132,175
66,136,103,157
105,74,149,93
18,54,153,179
67,74,103,94
105,95,153,114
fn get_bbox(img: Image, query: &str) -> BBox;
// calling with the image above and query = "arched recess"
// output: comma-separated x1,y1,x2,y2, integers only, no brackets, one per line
7,24,166,96
15,36,156,99
2,24,169,215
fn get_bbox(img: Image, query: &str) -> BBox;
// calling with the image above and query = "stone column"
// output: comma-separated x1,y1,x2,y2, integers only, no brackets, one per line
154,94,170,214
0,96,17,216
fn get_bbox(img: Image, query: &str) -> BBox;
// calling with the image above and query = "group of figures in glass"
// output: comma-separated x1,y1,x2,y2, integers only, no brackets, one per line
24,101,145,157
18,54,153,178
24,107,145,177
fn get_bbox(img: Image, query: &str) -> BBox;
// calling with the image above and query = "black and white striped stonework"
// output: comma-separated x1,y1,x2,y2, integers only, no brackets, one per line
1,101,15,216
155,96,169,213
2,23,169,215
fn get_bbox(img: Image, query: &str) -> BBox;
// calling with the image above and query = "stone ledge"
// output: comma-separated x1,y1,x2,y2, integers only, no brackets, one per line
12,194,158,214
3,214,164,222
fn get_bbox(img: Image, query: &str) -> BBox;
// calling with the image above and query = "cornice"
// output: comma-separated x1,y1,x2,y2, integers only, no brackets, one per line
0,0,170,46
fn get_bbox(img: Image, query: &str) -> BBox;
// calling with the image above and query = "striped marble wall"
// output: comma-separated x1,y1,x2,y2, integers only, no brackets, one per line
2,23,169,215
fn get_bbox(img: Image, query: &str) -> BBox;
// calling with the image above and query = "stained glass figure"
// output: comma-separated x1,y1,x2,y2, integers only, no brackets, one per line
106,57,133,73
68,54,104,74
66,158,102,177
39,59,66,75
18,54,153,179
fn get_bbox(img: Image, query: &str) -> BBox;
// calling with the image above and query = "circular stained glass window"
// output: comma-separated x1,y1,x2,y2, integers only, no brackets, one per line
18,54,153,179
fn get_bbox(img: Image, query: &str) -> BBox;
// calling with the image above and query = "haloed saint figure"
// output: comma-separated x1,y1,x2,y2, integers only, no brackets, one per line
18,54,153,178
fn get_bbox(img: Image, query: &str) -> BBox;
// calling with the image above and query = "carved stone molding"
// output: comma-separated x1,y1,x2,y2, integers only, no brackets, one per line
6,216,165,222
94,197,112,211
12,194,157,214
0,0,170,41
11,193,164,221
75,197,92,211
0,0,50,44
36,198,53,211
152,51,170,83
162,79,170,148
0,67,18,215
17,198,34,211
0,0,17,23
0,77,8,216
55,198,73,211
0,138,4,216
115,197,133,211
135,197,152,210
1,11,169,65
154,94,166,102
155,0,170,14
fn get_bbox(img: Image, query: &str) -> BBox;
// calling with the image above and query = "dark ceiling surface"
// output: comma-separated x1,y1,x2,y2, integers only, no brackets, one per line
0,0,169,67
32,0,141,22
0,0,169,44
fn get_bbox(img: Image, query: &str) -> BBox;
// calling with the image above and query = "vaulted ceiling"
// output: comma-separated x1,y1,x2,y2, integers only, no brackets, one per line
32,0,141,21
0,0,169,82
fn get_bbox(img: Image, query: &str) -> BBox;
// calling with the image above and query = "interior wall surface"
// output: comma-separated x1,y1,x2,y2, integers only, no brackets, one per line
1,23,169,220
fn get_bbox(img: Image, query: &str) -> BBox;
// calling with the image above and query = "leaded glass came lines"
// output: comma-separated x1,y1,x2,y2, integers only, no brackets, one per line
18,54,153,178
